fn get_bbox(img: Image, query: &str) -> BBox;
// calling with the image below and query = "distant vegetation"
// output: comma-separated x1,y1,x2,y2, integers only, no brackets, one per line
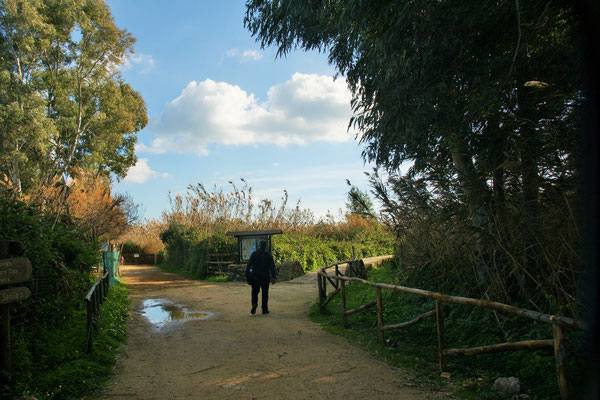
156,180,394,278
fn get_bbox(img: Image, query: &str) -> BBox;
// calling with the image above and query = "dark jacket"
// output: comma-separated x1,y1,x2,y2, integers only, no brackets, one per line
246,248,276,283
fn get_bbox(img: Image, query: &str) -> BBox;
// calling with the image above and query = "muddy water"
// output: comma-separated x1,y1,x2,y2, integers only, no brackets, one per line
141,298,215,327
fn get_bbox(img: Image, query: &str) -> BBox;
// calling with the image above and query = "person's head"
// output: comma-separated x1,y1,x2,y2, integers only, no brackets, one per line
259,240,267,250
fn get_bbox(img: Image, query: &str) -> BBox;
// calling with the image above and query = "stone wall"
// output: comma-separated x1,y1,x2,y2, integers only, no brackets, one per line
345,255,394,278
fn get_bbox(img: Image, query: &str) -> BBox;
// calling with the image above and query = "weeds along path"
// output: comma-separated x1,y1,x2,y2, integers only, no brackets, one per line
101,264,448,400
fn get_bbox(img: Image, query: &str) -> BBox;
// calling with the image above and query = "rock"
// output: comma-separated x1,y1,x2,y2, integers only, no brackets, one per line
440,372,451,379
276,261,304,281
493,377,521,395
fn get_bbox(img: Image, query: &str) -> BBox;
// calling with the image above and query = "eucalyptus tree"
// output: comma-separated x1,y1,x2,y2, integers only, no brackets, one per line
245,0,583,291
0,0,147,198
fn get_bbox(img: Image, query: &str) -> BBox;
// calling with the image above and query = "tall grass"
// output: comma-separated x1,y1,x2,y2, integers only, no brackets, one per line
155,180,395,277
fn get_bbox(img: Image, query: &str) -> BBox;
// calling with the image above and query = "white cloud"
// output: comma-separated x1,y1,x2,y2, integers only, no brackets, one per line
225,48,262,62
226,48,239,57
121,52,156,73
241,49,262,62
144,73,354,155
124,158,168,183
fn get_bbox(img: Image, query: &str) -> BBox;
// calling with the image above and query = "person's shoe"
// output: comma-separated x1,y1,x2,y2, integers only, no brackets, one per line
251,304,257,314
262,309,269,314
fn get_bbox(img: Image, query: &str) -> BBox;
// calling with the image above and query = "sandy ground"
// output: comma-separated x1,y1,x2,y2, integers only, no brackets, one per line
101,264,450,400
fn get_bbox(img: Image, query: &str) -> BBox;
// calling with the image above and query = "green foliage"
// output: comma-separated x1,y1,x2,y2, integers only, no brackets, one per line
204,275,229,283
121,240,144,254
0,0,147,198
0,198,130,399
345,184,376,219
159,222,235,278
272,225,393,271
311,262,585,399
4,282,129,399
159,214,394,278
0,199,100,323
244,0,584,319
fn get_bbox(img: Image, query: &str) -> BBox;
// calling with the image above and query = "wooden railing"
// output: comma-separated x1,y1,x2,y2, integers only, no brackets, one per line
85,271,110,353
317,259,585,400
206,252,236,276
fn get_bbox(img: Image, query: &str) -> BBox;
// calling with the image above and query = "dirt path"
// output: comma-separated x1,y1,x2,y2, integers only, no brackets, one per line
101,264,448,400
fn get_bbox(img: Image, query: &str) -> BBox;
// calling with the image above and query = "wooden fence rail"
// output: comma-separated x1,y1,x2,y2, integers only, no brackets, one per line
84,271,110,354
317,258,585,400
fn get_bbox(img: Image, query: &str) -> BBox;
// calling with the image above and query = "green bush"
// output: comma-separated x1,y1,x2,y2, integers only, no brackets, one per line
4,282,129,399
158,219,395,278
121,240,144,254
0,199,128,399
0,199,100,325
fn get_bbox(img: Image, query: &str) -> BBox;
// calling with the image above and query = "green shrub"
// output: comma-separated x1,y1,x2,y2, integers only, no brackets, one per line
4,282,129,399
158,219,395,278
121,240,144,254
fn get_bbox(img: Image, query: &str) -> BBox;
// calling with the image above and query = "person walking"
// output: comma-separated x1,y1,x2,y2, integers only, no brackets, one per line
245,240,277,314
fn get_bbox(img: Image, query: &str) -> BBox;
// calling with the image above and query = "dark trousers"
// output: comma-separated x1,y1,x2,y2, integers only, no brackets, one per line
251,279,270,310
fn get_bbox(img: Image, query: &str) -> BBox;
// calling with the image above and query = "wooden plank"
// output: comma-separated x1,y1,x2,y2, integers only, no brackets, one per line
0,258,32,285
206,261,233,265
443,339,553,356
0,287,31,305
341,280,347,328
318,274,323,305
85,272,108,301
553,324,569,400
382,309,436,331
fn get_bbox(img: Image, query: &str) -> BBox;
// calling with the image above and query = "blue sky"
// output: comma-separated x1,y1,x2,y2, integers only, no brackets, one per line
108,0,375,221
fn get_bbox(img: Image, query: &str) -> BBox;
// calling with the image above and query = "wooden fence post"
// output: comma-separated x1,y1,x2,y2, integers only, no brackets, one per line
86,299,93,353
341,280,347,328
436,300,448,371
376,287,384,344
317,274,323,305
552,324,569,400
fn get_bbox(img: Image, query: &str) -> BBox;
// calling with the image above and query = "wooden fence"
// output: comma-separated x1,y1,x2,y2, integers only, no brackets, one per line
206,252,237,275
85,271,110,353
317,259,585,400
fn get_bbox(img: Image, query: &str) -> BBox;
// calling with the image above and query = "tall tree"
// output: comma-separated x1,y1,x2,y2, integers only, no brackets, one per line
245,0,583,297
0,0,147,198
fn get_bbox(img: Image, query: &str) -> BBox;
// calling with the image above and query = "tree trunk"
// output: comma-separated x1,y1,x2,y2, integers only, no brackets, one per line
450,140,491,284
518,81,545,275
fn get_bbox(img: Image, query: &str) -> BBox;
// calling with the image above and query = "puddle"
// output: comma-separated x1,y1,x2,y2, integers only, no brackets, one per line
141,298,215,327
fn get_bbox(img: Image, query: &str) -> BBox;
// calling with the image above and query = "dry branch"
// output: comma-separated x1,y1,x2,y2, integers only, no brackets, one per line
382,309,436,331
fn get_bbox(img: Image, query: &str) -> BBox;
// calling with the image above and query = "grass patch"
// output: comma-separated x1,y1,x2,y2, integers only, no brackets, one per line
204,275,229,282
309,263,584,399
4,282,129,400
